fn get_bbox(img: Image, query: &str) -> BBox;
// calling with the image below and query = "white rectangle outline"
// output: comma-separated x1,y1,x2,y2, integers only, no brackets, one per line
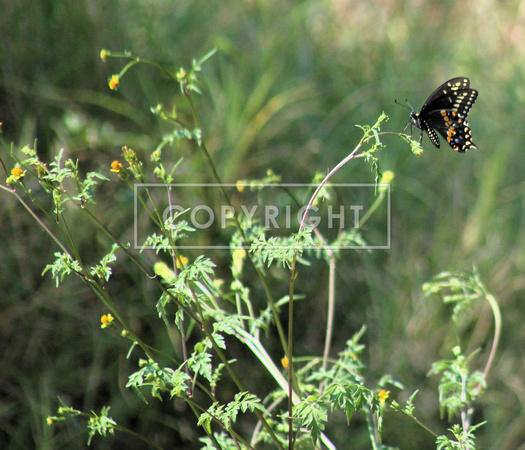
134,183,391,250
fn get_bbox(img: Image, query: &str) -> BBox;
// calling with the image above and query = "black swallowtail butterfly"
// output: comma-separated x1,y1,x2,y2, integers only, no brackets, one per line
406,77,478,153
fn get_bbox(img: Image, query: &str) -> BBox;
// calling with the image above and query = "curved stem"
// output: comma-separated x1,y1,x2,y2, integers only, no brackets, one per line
299,147,365,233
321,255,336,377
482,292,501,379
287,257,297,449
0,185,72,256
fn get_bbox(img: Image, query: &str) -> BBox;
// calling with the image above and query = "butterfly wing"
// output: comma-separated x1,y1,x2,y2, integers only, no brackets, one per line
419,77,472,112
414,77,478,153
424,109,477,153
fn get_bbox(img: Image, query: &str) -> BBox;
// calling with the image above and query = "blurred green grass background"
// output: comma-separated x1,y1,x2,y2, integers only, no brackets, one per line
1,0,525,448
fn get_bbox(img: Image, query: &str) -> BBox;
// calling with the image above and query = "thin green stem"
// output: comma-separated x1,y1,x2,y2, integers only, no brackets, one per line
109,53,179,84
111,424,165,450
287,256,297,450
298,146,365,233
365,407,380,450
81,206,203,326
185,94,288,351
390,402,439,438
0,185,71,257
321,254,336,383
87,278,157,362
482,292,501,379
286,125,384,444
358,187,386,228
191,288,284,449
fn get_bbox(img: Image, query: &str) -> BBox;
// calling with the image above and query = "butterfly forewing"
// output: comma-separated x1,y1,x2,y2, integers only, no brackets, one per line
419,77,471,111
410,77,478,153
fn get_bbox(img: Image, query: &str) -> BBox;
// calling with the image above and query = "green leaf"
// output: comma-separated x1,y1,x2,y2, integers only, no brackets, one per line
42,252,83,287
87,406,116,446
293,398,328,444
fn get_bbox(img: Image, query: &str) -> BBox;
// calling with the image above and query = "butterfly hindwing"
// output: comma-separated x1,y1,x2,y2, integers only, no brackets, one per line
425,109,476,152
409,77,478,153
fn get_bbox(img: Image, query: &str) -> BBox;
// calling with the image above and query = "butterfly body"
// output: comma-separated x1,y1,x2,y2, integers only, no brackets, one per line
408,77,478,153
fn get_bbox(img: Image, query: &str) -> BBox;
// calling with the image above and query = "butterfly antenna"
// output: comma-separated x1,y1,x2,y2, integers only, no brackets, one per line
395,99,415,132
394,98,415,111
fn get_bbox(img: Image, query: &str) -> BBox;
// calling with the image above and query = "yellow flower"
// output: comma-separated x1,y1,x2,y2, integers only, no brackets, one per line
100,313,114,329
100,49,110,61
176,68,186,82
236,180,245,192
109,74,120,90
380,170,394,185
7,166,25,185
176,255,189,269
281,355,289,369
110,160,123,173
153,262,176,283
379,171,394,194
11,166,24,179
111,159,128,180
378,389,390,403
231,248,246,278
